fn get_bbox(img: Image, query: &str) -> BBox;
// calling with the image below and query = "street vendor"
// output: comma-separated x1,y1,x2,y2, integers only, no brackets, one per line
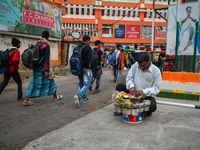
115,52,162,117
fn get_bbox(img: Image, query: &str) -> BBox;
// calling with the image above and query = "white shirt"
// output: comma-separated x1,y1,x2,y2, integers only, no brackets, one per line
126,62,162,97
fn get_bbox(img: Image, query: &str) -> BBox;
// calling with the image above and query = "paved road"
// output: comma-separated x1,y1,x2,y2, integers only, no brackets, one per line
22,98,200,150
0,68,116,149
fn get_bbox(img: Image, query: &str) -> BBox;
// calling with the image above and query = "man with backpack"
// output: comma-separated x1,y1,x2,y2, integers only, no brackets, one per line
89,40,103,92
113,44,121,83
74,35,92,107
23,30,63,106
0,38,24,100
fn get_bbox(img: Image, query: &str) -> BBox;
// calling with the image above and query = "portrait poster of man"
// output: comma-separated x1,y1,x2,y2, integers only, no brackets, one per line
166,2,199,56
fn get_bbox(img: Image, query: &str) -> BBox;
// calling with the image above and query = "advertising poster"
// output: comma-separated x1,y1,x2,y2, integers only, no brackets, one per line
166,2,199,55
0,0,62,39
126,25,140,39
114,25,125,38
156,26,166,39
142,26,152,39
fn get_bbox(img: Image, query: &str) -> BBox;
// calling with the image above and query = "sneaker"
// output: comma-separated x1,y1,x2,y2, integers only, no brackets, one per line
82,99,89,104
74,95,80,107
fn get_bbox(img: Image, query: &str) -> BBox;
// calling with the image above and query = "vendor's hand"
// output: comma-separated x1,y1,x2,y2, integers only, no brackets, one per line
129,87,136,95
45,72,49,78
135,90,143,97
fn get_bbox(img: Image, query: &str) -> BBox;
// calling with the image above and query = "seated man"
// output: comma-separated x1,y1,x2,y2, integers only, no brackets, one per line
115,52,162,116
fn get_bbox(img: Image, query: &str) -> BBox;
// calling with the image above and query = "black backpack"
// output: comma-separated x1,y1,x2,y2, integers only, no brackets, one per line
69,44,87,76
0,48,16,74
21,42,46,71
89,48,99,70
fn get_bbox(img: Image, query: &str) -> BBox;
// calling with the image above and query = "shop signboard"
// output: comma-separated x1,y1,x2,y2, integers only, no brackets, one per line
156,26,166,39
126,25,140,39
0,0,62,39
115,25,125,38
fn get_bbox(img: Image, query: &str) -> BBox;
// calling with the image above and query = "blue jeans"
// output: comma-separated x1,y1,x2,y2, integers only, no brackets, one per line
91,65,101,90
78,68,91,101
104,58,107,67
114,65,119,79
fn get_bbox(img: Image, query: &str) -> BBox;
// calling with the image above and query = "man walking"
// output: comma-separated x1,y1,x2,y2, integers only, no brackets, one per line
115,52,162,116
89,40,103,92
0,38,24,100
23,30,63,106
103,49,108,67
113,44,121,82
74,35,92,107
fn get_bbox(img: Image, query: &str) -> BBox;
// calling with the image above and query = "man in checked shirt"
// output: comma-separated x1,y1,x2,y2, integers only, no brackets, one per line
115,52,162,117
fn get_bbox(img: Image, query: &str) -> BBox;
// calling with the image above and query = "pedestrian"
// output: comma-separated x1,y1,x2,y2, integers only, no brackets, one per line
126,46,135,69
89,40,103,92
113,44,121,82
0,38,24,100
114,52,162,117
74,35,92,107
131,44,139,63
103,48,108,67
23,30,63,106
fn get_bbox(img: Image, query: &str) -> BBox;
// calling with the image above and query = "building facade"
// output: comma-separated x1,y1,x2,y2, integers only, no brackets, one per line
55,0,185,49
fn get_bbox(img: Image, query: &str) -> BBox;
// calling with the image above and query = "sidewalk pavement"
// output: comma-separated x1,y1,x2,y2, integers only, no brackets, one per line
23,98,200,150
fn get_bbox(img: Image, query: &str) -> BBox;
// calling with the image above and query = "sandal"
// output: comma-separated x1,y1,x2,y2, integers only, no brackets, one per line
54,95,63,101
23,101,33,106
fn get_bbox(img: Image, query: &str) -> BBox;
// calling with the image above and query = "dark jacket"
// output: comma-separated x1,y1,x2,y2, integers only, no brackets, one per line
79,43,92,69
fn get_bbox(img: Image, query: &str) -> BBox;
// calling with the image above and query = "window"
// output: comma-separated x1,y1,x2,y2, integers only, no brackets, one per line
112,10,115,16
149,12,152,18
158,12,161,19
102,10,105,16
81,8,84,15
154,13,157,18
70,8,73,14
103,28,109,34
164,12,167,18
66,8,68,13
132,11,135,17
87,9,90,15
107,10,110,16
144,12,147,18
137,11,140,17
76,8,79,15
92,9,95,15
128,11,131,17
117,10,120,16
122,10,126,17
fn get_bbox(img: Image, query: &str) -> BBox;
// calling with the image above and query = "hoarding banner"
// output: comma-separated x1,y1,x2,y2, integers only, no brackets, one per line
126,25,140,39
0,0,61,39
156,26,166,39
22,10,55,28
115,25,125,38
142,26,152,39
166,2,199,55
